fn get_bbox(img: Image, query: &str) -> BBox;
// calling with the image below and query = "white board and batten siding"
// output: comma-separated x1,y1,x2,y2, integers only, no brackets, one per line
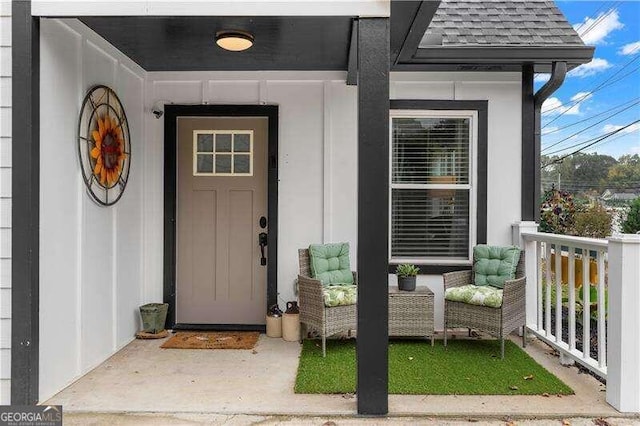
146,71,523,328
38,18,147,402
144,72,359,308
0,0,11,405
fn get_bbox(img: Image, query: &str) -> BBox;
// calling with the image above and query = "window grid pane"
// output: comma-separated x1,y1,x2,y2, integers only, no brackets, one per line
194,131,253,176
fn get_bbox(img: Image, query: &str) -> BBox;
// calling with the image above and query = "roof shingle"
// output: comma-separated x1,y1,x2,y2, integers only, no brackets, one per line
422,0,587,47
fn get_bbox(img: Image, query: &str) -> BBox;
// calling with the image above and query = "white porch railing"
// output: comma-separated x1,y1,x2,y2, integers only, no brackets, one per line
520,230,608,378
514,222,640,413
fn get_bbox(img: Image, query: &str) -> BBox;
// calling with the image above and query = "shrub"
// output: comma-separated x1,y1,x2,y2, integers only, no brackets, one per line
540,189,576,234
621,197,640,234
571,204,612,238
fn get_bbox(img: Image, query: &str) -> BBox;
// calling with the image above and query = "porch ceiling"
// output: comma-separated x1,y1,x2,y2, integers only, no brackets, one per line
79,16,354,71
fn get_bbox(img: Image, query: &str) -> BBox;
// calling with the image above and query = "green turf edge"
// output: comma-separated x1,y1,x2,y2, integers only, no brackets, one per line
294,339,574,396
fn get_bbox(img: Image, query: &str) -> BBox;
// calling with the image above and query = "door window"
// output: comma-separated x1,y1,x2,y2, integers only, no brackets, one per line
193,130,253,176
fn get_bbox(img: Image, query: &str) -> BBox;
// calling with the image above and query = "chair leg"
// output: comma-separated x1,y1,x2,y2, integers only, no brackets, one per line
522,325,527,348
500,338,505,359
299,322,306,344
322,334,326,358
468,328,472,337
443,327,448,347
322,323,327,357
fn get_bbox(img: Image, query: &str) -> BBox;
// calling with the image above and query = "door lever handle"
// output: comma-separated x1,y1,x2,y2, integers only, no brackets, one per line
258,232,268,266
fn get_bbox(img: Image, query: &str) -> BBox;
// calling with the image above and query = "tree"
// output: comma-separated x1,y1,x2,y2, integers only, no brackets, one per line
622,197,640,234
607,154,640,190
541,153,618,193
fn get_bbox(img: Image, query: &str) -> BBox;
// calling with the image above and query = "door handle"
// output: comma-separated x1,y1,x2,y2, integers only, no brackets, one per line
258,232,268,266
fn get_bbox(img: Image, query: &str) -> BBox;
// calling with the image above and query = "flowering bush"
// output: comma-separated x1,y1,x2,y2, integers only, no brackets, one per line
540,189,576,234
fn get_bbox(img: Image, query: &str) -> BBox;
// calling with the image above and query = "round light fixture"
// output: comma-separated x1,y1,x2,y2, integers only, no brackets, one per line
216,30,254,52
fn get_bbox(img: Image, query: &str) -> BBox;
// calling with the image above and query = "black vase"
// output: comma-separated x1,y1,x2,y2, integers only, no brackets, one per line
398,276,416,291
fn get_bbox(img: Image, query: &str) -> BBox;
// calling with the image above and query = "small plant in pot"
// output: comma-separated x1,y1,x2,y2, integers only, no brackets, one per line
396,264,419,291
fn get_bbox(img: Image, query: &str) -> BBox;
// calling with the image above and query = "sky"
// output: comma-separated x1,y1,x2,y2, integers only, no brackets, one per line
537,1,640,160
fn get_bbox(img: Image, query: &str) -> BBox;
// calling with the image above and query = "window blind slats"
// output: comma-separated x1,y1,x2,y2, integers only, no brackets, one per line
392,118,469,185
390,115,472,261
391,189,470,259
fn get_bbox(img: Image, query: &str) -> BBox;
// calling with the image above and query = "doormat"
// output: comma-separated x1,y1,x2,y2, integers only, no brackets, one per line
161,331,260,350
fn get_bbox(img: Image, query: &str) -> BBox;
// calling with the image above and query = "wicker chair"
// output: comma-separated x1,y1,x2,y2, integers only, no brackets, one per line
297,249,357,357
443,252,526,359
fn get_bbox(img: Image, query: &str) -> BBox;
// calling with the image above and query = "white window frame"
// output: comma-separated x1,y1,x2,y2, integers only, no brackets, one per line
388,109,478,265
192,130,254,176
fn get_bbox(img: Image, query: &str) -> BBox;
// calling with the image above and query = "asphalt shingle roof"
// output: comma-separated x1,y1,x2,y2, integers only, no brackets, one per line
421,0,587,48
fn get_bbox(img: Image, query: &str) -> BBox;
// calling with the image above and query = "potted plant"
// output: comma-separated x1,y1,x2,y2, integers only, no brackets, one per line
395,264,419,291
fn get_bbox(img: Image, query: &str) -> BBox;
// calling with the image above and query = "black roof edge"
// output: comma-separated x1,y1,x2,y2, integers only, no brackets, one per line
391,62,583,73
409,45,595,69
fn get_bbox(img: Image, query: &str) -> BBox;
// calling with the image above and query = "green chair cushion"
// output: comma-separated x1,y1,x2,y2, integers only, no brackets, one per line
323,284,357,307
444,285,503,308
309,243,354,286
473,245,521,289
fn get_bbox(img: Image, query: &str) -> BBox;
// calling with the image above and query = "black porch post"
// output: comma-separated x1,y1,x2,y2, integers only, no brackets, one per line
521,64,537,221
11,0,40,404
356,17,390,415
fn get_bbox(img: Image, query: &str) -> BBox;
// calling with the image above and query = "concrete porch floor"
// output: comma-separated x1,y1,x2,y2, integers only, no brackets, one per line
46,332,628,420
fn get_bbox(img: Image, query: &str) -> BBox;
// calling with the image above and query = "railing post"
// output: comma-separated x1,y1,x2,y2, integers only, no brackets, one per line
606,234,640,413
512,221,539,329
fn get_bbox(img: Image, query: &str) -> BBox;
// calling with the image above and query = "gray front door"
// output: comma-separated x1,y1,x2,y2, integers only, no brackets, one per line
176,117,268,325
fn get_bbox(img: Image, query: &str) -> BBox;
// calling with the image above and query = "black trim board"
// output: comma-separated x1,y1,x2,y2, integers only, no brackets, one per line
356,17,390,416
388,264,472,275
396,0,441,64
163,105,278,330
390,100,488,254
11,1,40,405
412,46,594,67
346,19,358,86
521,64,536,222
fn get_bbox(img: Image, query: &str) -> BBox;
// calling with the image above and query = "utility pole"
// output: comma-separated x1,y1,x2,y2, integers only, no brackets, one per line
557,172,561,190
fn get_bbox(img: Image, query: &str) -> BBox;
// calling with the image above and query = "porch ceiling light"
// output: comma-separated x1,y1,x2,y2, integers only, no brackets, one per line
215,30,254,52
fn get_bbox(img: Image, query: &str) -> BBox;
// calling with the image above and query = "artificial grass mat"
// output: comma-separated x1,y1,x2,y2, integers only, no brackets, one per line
295,339,573,395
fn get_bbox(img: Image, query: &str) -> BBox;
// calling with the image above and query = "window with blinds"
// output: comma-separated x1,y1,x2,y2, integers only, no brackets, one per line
390,111,476,263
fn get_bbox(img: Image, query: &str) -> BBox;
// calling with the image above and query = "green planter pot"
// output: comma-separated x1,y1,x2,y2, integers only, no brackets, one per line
139,303,169,334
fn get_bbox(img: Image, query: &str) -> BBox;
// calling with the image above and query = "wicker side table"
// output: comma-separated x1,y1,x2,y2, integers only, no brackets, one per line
389,286,434,345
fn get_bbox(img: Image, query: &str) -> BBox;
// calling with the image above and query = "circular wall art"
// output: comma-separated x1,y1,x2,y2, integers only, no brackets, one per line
77,85,131,206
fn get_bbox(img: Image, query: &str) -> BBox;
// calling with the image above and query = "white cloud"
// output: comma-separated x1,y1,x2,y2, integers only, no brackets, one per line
570,91,593,102
568,58,612,78
573,9,624,45
541,97,582,116
602,123,640,134
619,41,640,55
535,73,550,83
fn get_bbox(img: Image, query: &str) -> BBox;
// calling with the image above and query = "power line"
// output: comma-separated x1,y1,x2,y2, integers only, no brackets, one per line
542,120,640,166
541,53,640,126
534,3,617,82
541,61,640,118
573,2,613,35
542,96,640,136
577,4,620,40
542,99,640,153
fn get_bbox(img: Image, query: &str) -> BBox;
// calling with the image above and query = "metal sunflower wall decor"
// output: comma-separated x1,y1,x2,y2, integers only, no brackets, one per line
77,85,131,206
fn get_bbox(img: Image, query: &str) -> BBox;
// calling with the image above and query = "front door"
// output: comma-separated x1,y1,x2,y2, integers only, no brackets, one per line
176,117,268,325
